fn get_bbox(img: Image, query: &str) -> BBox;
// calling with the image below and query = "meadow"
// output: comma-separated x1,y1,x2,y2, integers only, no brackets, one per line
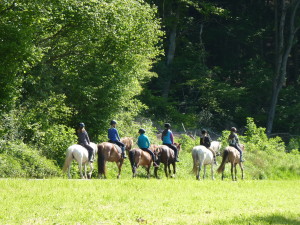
0,178,299,225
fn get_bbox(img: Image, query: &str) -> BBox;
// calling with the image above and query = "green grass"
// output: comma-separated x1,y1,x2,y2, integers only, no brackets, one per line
0,179,299,224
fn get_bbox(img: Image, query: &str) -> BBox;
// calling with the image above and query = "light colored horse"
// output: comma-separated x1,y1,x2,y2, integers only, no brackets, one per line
210,141,222,156
217,145,244,181
97,142,124,179
63,142,98,179
192,145,215,180
129,148,154,178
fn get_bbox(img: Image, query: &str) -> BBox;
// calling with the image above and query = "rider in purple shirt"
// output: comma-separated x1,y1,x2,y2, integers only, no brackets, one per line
108,120,126,158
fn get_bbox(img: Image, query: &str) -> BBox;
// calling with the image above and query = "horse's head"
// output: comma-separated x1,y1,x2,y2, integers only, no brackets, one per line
174,143,182,152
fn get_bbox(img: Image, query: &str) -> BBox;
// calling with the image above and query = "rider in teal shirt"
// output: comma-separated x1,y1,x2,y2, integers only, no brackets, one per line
137,129,158,167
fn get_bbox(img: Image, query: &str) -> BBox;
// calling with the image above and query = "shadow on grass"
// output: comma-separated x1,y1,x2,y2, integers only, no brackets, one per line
215,214,300,225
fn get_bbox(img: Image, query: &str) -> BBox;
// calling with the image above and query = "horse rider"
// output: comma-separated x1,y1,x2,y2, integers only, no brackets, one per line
137,128,159,167
200,129,217,165
77,122,94,163
228,127,244,162
108,120,127,158
161,123,179,162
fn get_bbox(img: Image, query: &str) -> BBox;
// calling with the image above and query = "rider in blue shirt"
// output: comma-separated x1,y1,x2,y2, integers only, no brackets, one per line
137,129,158,167
161,123,179,162
108,120,126,158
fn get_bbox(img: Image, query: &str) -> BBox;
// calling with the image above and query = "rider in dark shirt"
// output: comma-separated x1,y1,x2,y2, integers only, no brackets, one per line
77,122,94,163
228,127,244,162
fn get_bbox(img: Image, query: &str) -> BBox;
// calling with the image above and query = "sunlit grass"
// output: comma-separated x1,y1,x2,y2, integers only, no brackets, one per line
0,179,299,224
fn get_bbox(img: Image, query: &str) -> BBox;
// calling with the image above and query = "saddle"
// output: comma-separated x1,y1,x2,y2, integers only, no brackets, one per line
113,144,122,154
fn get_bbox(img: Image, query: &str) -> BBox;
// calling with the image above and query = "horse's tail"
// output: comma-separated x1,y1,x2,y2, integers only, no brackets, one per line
192,149,199,174
63,147,73,172
217,148,229,173
129,150,136,172
97,144,106,175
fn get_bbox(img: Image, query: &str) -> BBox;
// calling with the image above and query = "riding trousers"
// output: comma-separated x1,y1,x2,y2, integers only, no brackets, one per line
163,143,178,159
81,144,94,161
141,148,156,162
230,144,243,159
109,140,125,153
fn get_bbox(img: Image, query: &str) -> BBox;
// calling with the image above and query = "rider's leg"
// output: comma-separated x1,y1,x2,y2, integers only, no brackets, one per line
208,148,217,165
142,148,158,167
115,141,127,158
235,144,244,162
85,144,94,162
165,144,179,162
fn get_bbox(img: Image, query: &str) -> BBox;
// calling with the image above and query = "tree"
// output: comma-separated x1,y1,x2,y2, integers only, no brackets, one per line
266,0,300,135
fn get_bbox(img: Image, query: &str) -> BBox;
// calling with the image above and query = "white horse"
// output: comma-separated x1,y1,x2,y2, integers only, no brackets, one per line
63,142,98,179
192,145,215,180
210,141,222,156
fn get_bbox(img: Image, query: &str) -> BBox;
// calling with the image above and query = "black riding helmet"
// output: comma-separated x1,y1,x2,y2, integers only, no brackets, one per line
79,122,85,128
201,129,207,134
110,120,117,125
164,123,171,128
231,127,237,132
138,128,145,134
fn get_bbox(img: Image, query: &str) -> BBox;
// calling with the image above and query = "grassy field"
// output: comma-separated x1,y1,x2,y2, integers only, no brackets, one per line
0,179,299,224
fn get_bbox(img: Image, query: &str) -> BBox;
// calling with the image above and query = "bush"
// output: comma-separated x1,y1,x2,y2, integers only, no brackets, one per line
0,141,62,178
33,124,77,167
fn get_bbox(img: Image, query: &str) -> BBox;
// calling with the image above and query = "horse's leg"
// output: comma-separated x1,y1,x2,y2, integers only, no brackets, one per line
146,166,150,179
117,160,123,179
203,165,206,179
68,164,72,179
78,158,84,179
231,162,234,181
164,163,168,178
240,162,244,180
88,162,93,179
173,162,176,178
84,164,87,179
211,164,214,180
234,164,237,181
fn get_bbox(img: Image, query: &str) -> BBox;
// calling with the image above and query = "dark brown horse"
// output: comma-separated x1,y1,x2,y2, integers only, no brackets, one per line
97,142,124,179
153,143,181,178
129,148,154,178
217,145,244,181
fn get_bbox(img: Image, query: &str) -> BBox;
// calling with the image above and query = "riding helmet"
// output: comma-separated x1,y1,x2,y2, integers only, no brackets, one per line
201,129,207,134
231,127,237,132
79,122,85,128
110,120,117,125
139,128,146,134
164,123,171,128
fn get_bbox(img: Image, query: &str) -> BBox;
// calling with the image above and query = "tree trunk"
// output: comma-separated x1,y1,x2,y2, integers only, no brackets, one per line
162,12,178,99
266,0,300,135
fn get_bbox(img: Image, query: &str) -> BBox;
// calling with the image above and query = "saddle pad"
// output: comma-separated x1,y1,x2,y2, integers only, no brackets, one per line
114,144,122,154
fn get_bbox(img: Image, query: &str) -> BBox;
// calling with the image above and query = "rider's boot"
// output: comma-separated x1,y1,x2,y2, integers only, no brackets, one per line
121,147,127,159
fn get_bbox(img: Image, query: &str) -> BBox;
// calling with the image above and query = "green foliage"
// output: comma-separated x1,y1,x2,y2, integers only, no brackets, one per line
0,141,61,178
287,137,300,153
33,124,77,167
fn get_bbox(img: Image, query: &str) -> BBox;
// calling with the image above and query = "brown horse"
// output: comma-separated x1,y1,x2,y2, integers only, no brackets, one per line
217,145,244,181
153,143,181,178
120,137,134,152
129,148,154,178
97,142,124,179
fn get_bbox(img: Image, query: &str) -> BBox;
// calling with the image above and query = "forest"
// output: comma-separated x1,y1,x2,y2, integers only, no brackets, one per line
0,0,300,178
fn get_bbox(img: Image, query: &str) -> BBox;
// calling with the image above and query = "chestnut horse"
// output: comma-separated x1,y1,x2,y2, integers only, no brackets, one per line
217,145,244,181
120,137,134,152
129,148,154,178
153,143,181,178
97,142,124,179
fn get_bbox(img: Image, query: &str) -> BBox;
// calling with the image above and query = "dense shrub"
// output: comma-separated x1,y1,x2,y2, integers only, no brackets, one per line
33,124,77,167
0,141,61,178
